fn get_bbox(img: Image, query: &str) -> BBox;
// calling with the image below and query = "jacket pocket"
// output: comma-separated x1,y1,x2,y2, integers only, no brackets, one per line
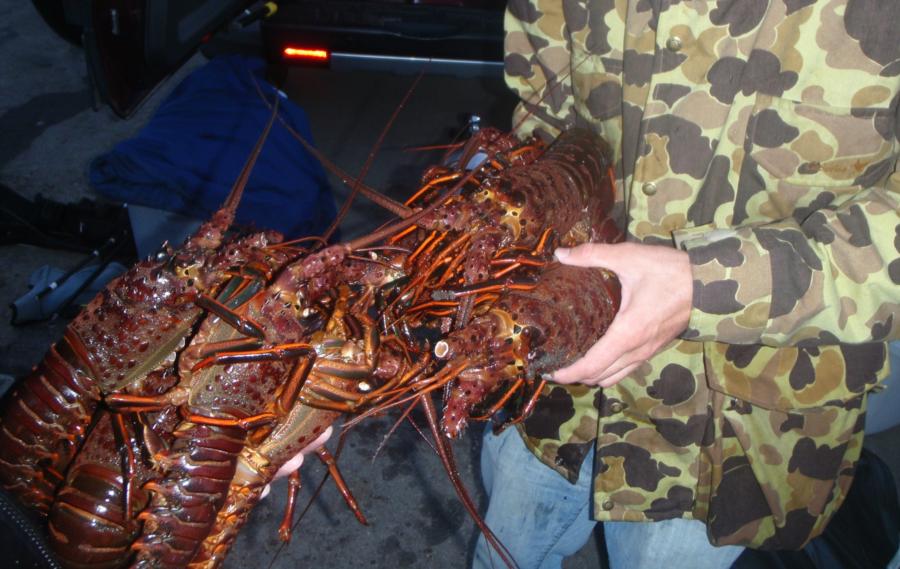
748,95,895,188
704,342,886,411
702,342,886,549
743,95,896,221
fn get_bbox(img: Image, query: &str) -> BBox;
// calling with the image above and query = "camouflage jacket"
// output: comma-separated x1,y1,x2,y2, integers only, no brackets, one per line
505,0,900,550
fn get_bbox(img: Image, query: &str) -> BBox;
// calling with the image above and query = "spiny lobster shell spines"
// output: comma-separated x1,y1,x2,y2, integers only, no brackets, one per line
0,229,286,515
12,123,622,569
0,98,283,516
125,249,408,567
380,129,622,439
437,263,621,437
418,128,617,250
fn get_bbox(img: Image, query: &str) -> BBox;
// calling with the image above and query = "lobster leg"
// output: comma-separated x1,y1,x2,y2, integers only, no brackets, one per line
490,256,549,279
185,413,278,430
191,342,315,371
315,447,367,526
296,395,356,413
111,413,140,523
469,378,525,421
496,378,548,431
489,229,555,279
105,393,180,413
189,338,265,360
277,357,315,415
194,295,266,340
406,300,459,314
278,470,302,542
404,172,463,206
434,278,538,300
406,230,440,265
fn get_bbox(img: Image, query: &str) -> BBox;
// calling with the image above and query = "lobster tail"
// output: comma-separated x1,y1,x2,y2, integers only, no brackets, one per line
131,421,245,568
186,481,266,569
48,411,158,569
0,342,100,513
49,464,139,569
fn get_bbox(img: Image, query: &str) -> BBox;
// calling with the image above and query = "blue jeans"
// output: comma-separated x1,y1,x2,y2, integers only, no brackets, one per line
472,425,744,569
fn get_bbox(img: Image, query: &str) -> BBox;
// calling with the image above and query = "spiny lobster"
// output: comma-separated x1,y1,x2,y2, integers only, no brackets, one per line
1,86,621,569
0,101,286,516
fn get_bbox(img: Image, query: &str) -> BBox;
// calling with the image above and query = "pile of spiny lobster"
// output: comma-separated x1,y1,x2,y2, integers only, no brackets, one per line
0,95,621,569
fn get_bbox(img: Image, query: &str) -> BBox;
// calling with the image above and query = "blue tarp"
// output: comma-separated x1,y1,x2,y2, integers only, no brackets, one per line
90,56,336,238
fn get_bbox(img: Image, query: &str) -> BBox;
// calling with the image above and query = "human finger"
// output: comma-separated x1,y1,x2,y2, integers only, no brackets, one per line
597,360,643,388
578,349,643,386
552,319,631,383
554,243,618,269
274,451,306,480
272,425,334,480
263,452,306,500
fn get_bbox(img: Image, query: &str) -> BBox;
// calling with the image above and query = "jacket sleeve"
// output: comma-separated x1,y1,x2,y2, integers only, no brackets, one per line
503,1,576,142
673,160,900,346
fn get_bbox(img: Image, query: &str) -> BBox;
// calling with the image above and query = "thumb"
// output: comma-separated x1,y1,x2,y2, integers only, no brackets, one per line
554,243,616,268
274,451,306,479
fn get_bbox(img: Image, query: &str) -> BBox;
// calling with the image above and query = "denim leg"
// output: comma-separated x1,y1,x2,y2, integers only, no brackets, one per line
604,517,744,569
473,425,597,569
888,543,900,569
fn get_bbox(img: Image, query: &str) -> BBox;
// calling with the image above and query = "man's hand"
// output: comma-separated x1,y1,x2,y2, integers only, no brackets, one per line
261,425,333,498
551,242,693,387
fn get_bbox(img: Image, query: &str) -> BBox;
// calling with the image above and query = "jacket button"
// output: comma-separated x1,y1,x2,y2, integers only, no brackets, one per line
642,181,658,196
602,499,615,511
609,402,624,414
554,456,565,466
666,36,683,51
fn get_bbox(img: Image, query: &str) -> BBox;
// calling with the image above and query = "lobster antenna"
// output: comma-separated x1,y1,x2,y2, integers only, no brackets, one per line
322,68,427,242
400,115,472,165
370,396,438,462
263,473,328,569
510,51,593,136
249,76,413,220
420,395,519,569
343,164,480,251
222,91,282,216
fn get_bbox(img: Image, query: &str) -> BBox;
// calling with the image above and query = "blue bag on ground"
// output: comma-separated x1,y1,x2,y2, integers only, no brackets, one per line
89,55,336,238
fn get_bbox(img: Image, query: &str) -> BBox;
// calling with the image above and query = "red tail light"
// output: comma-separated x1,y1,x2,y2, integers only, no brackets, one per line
282,46,330,61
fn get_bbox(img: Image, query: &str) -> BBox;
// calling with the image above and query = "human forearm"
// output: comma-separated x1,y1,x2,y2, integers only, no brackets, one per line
675,170,900,346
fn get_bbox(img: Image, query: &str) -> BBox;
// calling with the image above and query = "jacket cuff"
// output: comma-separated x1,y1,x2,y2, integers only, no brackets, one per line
672,223,773,343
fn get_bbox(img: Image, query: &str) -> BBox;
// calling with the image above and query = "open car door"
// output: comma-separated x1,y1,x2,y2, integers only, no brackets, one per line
83,0,251,117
